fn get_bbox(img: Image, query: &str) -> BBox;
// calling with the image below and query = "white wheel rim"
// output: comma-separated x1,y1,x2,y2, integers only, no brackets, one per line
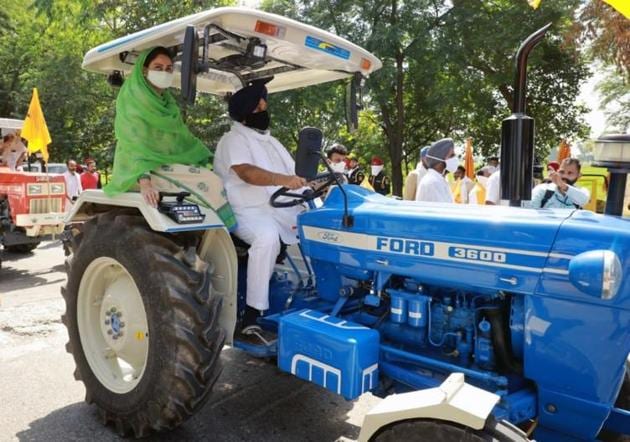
77,257,150,394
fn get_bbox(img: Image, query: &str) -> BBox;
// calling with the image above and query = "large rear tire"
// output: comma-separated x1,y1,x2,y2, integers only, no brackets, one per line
61,210,224,437
370,417,530,442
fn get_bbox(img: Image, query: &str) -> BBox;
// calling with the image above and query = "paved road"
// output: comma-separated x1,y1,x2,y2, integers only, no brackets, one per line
0,241,380,442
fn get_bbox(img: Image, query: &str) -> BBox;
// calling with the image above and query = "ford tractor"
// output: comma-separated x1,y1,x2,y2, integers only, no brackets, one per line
63,8,629,441
0,118,66,257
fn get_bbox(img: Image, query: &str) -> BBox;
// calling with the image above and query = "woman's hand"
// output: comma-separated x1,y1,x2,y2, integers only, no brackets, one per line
139,177,160,207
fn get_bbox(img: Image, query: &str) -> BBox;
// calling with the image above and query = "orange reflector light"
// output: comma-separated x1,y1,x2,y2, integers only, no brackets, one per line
255,20,282,37
361,58,372,70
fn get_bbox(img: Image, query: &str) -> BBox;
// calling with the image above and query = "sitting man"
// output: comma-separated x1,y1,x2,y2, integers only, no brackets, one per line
214,78,307,340
530,158,589,209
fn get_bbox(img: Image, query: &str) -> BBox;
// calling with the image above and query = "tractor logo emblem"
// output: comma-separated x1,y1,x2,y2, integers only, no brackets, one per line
318,231,339,242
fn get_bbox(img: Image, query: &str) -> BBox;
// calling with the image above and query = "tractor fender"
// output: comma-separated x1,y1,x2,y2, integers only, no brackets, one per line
358,373,500,442
65,189,227,233
65,189,239,344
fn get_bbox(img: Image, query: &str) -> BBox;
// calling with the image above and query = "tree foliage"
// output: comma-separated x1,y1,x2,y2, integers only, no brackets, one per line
0,0,594,194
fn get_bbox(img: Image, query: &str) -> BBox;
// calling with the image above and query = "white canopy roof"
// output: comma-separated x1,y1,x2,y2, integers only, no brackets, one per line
82,7,382,96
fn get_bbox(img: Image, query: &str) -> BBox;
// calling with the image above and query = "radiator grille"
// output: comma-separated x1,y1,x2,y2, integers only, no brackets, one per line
29,198,63,214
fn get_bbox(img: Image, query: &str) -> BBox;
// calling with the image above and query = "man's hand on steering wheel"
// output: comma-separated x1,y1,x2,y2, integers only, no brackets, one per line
273,173,306,189
270,170,340,208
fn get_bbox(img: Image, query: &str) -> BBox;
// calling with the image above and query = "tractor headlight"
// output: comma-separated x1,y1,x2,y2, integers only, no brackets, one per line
602,250,622,300
50,183,65,194
27,184,44,195
569,250,623,300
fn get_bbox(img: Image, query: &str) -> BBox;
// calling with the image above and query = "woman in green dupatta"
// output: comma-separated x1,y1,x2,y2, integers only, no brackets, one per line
105,46,235,229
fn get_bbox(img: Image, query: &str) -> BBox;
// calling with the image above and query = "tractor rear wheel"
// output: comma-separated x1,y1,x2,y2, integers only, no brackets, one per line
61,209,224,437
370,417,529,442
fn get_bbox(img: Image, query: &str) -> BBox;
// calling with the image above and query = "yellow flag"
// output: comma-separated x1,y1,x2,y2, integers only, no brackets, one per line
528,0,542,9
21,88,52,163
603,0,630,18
464,137,475,180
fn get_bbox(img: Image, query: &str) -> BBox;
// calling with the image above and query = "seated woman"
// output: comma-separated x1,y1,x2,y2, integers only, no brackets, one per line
105,46,235,229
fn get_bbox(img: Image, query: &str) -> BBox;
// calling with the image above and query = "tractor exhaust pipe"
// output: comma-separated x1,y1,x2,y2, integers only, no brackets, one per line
500,23,551,207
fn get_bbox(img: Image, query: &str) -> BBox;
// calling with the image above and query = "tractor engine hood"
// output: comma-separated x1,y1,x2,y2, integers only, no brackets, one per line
298,186,629,300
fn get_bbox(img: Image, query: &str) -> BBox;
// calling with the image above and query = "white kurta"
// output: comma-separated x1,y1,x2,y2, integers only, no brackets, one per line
416,168,453,203
485,171,501,204
214,122,304,310
63,170,83,206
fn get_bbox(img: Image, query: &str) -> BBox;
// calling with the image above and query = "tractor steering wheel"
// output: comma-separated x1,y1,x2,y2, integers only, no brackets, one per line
269,171,343,208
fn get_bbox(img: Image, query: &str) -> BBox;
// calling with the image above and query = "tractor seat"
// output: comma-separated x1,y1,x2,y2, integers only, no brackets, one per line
230,234,288,264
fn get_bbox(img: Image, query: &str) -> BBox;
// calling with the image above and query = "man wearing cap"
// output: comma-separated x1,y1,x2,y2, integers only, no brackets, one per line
416,138,458,203
403,146,429,201
346,154,365,185
368,156,391,196
214,78,307,339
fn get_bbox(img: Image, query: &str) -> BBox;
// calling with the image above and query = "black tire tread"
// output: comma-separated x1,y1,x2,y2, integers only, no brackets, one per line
371,417,530,442
61,210,224,438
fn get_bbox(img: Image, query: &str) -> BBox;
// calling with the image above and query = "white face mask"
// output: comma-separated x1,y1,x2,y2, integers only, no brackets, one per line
330,162,346,173
444,157,459,173
477,175,489,187
371,165,384,176
147,70,174,89
426,154,459,173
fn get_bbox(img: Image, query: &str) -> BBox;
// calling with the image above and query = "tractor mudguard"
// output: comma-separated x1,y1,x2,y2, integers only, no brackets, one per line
358,373,501,442
65,189,227,233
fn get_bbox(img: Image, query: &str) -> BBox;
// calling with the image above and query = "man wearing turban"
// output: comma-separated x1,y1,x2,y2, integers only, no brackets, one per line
214,78,306,340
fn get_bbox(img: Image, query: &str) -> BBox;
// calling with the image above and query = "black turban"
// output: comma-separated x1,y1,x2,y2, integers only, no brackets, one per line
228,77,273,122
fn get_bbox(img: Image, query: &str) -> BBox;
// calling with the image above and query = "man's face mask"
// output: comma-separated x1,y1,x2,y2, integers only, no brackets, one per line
330,162,346,173
245,110,270,131
371,165,384,176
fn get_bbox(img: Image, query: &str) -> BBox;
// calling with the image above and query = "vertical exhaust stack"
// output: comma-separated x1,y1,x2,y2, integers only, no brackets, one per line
500,23,551,207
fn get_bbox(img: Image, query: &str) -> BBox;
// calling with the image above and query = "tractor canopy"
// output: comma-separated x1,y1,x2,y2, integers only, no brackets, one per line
82,7,382,96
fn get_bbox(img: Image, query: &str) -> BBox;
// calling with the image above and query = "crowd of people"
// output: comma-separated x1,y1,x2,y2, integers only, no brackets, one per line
400,138,589,209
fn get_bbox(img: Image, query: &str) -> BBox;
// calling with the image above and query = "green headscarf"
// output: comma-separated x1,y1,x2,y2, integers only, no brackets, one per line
104,48,211,195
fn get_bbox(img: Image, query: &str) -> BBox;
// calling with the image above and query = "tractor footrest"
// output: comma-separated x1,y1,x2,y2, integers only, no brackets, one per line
278,309,379,400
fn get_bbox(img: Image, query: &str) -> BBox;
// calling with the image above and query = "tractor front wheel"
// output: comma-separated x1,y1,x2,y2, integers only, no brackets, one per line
62,210,224,437
370,417,530,442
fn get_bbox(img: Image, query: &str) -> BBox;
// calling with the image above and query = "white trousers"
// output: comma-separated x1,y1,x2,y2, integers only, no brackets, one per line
234,217,282,311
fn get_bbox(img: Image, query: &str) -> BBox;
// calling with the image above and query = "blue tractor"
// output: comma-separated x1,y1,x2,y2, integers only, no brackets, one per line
63,8,629,441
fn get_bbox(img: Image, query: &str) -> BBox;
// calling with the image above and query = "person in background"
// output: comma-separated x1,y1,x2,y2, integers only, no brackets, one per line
530,158,589,209
368,156,391,196
468,167,492,205
416,138,457,203
485,169,501,205
80,158,102,190
63,159,83,205
452,165,475,204
326,143,348,174
488,156,499,169
403,145,429,201
346,154,365,185
1,131,27,171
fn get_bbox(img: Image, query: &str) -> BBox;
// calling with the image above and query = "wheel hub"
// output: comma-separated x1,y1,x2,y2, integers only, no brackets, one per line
78,257,150,394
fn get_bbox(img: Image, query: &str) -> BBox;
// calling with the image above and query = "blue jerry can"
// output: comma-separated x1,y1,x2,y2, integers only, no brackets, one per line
278,309,379,400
